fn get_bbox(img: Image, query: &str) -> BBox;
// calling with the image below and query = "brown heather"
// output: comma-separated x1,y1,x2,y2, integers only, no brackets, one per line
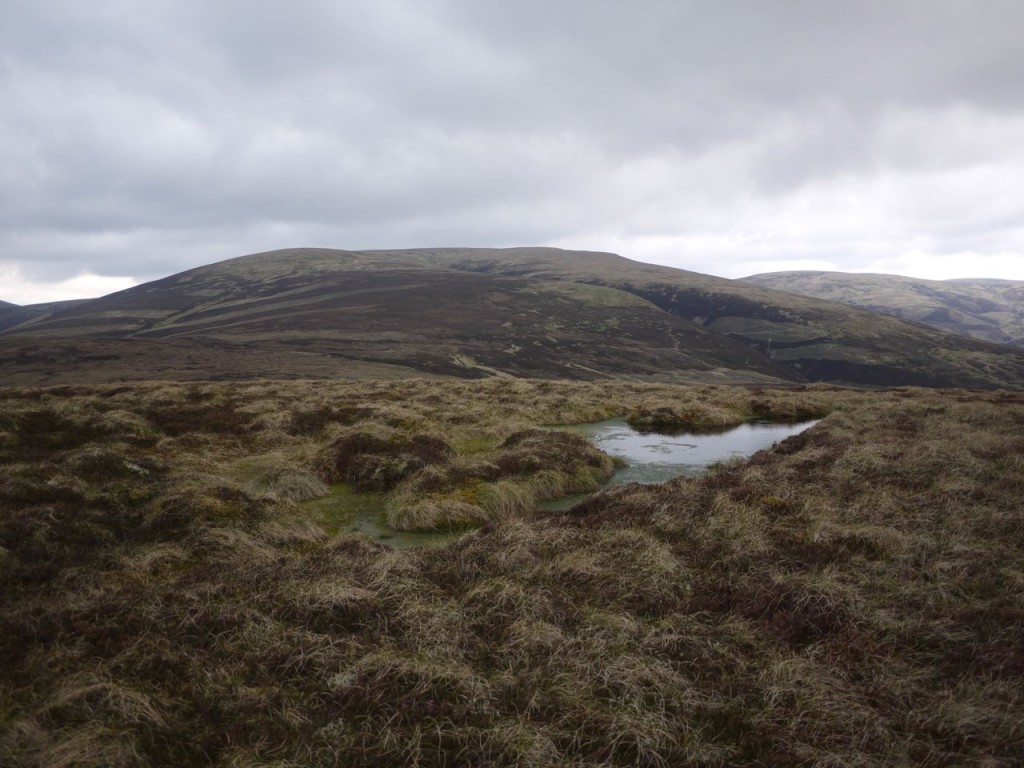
0,378,1022,766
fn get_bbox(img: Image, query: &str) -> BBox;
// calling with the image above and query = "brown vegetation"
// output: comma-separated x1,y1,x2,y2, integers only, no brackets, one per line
1,378,1023,766
384,428,619,531
6,247,1024,389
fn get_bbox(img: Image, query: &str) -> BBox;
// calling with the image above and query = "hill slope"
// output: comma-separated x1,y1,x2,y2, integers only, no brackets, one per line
0,300,18,326
3,247,1024,388
743,271,1024,346
0,299,90,333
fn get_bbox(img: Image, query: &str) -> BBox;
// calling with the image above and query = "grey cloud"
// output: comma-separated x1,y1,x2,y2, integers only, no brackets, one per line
2,0,1023,299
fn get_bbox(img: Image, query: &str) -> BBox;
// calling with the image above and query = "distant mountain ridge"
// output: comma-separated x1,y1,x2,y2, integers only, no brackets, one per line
742,271,1024,346
0,299,90,333
2,247,1023,388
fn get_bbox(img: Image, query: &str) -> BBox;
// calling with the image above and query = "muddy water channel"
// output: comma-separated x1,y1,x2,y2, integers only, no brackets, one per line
537,418,820,511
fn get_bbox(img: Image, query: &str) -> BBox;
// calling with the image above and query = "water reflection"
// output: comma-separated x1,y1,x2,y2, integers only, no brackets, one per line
304,418,820,544
571,418,819,485
538,418,819,510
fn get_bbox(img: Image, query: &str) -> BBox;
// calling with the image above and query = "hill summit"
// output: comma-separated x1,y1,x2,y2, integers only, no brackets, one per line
1,247,1023,388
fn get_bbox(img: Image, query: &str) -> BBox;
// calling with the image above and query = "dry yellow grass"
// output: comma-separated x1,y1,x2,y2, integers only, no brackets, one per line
1,379,1022,766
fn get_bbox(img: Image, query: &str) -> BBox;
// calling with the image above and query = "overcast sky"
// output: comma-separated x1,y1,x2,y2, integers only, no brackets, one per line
3,0,1024,304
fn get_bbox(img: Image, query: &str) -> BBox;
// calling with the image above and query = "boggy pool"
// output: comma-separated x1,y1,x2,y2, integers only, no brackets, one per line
537,418,820,511
304,418,819,546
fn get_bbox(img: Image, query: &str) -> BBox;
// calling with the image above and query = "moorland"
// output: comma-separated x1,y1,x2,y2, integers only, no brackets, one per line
4,248,1024,388
744,271,1024,347
2,378,1023,767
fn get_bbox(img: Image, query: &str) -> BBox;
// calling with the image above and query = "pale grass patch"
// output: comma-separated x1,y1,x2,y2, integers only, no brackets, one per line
227,452,328,502
477,480,535,518
394,592,470,655
258,518,328,545
93,409,155,438
475,518,547,573
261,469,328,503
293,581,377,615
199,527,279,564
479,718,562,767
922,678,1024,750
361,548,426,594
756,655,889,757
218,746,306,768
38,726,143,768
119,543,190,575
386,476,537,531
808,515,910,560
535,547,607,586
505,618,566,654
527,469,567,500
43,675,164,727
328,648,490,711
704,492,772,556
580,609,644,641
386,499,489,531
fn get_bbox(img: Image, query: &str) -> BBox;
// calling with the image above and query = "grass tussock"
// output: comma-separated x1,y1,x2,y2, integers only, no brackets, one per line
386,498,492,531
1,379,1023,766
314,429,455,490
383,426,618,531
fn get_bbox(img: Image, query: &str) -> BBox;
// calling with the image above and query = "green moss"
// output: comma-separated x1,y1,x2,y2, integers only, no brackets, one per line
300,483,387,536
300,483,465,547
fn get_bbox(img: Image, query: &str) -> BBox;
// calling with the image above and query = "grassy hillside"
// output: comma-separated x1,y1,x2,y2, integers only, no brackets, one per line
0,301,19,329
0,336,440,387
1,379,1022,766
4,248,1024,388
743,270,1024,346
0,300,90,334
424,248,1024,388
0,250,795,385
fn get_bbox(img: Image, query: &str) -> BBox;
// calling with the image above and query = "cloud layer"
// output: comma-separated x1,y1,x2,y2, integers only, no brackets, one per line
3,0,1024,302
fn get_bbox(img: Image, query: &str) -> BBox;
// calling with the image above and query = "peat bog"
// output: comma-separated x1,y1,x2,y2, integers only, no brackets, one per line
1,378,1023,767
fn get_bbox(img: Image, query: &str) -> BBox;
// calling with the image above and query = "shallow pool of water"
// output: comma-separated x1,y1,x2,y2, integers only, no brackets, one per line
301,484,465,549
538,418,819,510
302,418,820,545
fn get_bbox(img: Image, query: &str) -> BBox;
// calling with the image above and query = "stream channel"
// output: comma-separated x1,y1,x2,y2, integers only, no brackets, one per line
303,418,819,548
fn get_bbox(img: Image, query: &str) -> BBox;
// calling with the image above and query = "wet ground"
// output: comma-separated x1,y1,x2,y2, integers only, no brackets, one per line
303,417,820,544
537,418,819,510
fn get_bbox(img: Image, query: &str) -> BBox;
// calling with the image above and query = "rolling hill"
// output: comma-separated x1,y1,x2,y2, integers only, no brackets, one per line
0,299,90,333
2,247,1023,388
743,271,1024,346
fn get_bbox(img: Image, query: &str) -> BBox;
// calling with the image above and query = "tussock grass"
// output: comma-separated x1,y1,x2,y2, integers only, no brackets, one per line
314,428,455,490
382,426,618,531
386,498,491,531
261,468,329,502
1,379,1023,766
